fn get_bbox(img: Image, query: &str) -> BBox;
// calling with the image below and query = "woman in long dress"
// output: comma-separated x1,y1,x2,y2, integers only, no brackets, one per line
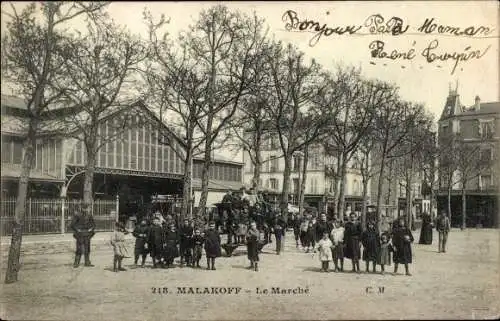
418,212,433,244
343,212,362,273
392,218,414,276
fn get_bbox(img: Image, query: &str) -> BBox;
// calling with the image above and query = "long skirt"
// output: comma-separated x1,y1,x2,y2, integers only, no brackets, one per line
419,225,433,244
247,240,259,262
344,237,361,260
164,241,179,260
394,243,412,264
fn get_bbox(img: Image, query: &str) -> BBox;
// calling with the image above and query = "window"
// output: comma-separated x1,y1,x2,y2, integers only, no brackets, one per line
480,148,492,164
12,138,23,164
480,175,492,190
270,178,278,190
310,177,318,194
478,119,494,139
270,136,278,149
270,155,278,172
293,178,299,193
293,155,301,172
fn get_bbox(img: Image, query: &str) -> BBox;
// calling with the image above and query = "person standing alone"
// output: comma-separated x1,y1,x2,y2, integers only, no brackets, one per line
70,207,96,268
436,211,451,253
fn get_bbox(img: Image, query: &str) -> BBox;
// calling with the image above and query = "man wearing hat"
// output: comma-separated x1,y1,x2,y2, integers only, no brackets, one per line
70,207,96,268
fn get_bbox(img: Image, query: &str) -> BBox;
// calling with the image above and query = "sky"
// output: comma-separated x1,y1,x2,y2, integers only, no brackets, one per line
2,1,499,162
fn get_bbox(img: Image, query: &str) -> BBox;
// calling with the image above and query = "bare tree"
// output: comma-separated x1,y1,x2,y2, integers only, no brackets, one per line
372,95,422,232
440,132,492,229
1,1,107,284
144,10,210,221
52,18,148,215
180,5,268,218
319,70,394,220
264,41,330,221
391,108,434,228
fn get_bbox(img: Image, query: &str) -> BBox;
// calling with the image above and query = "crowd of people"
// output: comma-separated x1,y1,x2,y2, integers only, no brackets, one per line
69,191,452,276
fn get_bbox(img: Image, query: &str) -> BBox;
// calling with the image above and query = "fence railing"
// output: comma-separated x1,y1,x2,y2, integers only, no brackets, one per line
0,198,117,236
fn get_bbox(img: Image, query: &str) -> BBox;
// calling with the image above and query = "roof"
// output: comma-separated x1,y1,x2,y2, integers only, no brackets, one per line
1,95,27,110
1,164,64,181
460,102,500,116
193,153,243,166
192,179,243,191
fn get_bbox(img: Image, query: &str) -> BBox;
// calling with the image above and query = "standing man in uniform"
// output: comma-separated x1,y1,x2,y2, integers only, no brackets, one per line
70,207,96,268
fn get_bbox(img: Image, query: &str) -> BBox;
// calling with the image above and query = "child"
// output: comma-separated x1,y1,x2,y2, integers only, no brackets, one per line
163,223,179,268
192,229,204,268
132,219,149,267
314,232,333,272
330,219,345,272
110,222,129,272
204,221,221,270
378,233,393,275
392,218,414,276
361,221,380,273
246,221,261,271
305,221,315,253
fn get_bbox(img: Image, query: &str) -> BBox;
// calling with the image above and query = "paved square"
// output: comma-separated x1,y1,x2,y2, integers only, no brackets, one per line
1,229,499,320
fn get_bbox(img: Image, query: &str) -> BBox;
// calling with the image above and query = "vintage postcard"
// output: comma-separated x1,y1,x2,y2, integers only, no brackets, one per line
1,1,499,320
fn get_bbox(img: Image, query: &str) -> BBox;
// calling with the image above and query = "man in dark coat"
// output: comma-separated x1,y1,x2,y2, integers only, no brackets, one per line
179,218,194,266
315,213,332,243
246,221,261,271
273,214,286,255
132,219,150,267
70,209,96,268
148,217,164,268
291,214,301,248
392,217,414,276
163,223,180,268
204,221,221,270
343,212,362,273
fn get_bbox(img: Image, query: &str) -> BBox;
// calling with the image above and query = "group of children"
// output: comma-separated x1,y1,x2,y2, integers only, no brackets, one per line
294,212,414,276
110,217,222,272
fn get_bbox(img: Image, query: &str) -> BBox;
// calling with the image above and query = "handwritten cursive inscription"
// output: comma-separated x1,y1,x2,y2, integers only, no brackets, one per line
369,40,416,60
282,10,362,47
421,39,491,74
417,18,494,37
364,14,409,35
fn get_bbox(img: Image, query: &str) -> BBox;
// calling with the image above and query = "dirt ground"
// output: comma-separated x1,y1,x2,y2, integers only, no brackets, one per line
1,229,499,320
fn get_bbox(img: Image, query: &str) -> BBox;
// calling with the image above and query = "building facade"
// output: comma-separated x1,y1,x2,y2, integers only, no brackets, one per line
1,95,243,217
242,134,367,215
436,89,499,227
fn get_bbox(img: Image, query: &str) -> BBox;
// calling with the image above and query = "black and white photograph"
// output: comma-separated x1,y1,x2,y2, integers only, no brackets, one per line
0,1,499,320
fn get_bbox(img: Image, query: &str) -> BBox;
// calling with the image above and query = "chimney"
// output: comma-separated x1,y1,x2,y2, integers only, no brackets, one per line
474,96,481,110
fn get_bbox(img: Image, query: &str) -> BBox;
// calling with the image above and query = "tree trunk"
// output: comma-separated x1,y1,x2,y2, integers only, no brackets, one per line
461,186,466,230
447,175,452,220
252,150,262,191
336,152,347,219
5,121,37,284
83,143,97,217
181,148,193,221
361,180,369,232
280,155,292,221
375,152,387,233
298,147,309,217
196,141,212,221
405,175,413,230
251,124,262,192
